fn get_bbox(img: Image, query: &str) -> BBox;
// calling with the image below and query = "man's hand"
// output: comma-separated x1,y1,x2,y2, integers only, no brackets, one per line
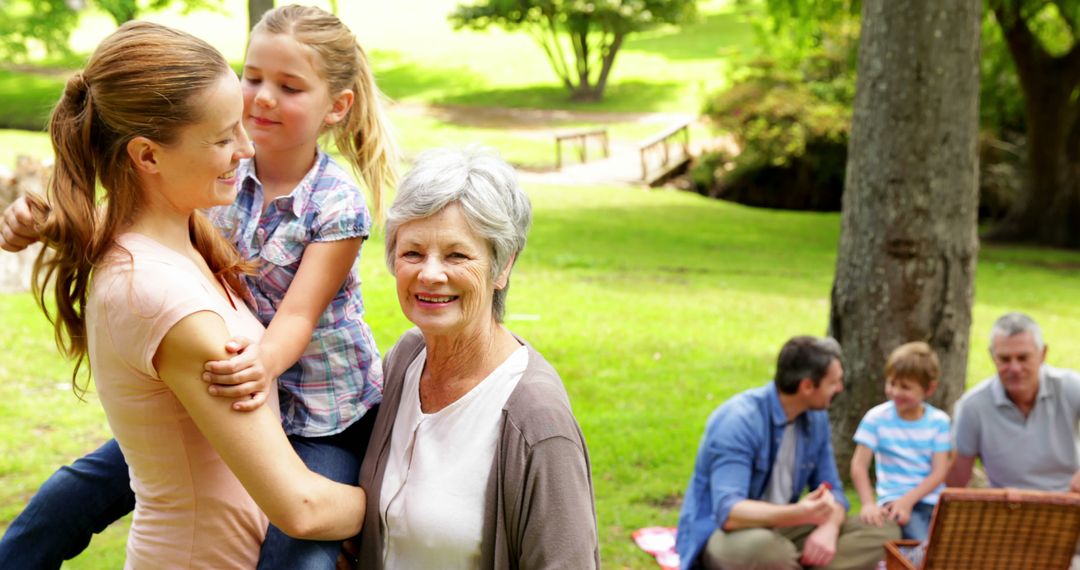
202,337,272,412
796,484,837,527
0,196,41,252
800,522,839,568
884,499,913,526
859,502,886,527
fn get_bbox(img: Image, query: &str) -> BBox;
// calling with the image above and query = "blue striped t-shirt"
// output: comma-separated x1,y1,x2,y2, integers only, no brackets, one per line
853,401,952,505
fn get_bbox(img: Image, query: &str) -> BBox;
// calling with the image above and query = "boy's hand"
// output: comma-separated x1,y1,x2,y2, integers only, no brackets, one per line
884,499,913,525
203,337,272,412
1,196,41,252
859,502,886,527
796,483,837,527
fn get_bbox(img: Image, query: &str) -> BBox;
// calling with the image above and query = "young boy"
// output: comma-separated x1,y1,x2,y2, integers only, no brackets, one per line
851,341,952,541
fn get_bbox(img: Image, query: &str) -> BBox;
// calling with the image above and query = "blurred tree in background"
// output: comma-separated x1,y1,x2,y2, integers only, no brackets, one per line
714,0,1079,247
0,0,81,61
450,0,698,101
0,0,223,62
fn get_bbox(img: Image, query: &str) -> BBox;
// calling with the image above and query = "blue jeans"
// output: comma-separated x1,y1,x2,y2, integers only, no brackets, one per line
0,439,134,569
256,407,376,570
901,502,936,541
0,407,377,570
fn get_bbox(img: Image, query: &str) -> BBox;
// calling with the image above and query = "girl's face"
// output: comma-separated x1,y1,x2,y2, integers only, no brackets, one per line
240,31,347,155
152,72,253,212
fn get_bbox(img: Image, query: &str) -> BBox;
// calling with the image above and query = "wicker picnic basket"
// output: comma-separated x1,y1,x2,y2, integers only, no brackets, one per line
884,488,1080,570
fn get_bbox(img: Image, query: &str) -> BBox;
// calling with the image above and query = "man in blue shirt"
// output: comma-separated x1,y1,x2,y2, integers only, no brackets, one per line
676,336,899,569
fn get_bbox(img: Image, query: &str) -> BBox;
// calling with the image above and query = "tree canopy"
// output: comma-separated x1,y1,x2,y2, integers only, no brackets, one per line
0,0,221,62
0,0,80,61
450,0,697,101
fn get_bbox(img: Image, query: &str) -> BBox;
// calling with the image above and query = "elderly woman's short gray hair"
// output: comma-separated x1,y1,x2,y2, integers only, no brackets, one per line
384,146,532,322
989,312,1045,353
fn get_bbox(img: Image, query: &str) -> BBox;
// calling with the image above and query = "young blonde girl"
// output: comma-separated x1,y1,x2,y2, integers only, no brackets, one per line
0,6,395,569
205,5,396,566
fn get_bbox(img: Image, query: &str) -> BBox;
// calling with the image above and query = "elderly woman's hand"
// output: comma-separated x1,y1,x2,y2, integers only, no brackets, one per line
335,536,361,570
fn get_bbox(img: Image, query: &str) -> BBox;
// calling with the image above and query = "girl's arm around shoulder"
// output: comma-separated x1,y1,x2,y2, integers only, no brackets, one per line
204,237,364,402
251,237,363,377
155,310,365,540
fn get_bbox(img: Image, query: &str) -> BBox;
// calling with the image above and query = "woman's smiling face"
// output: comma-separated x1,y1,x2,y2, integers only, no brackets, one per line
393,203,509,339
151,72,253,212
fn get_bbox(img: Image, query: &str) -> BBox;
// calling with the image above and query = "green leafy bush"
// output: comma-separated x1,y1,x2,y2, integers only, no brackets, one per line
694,52,852,211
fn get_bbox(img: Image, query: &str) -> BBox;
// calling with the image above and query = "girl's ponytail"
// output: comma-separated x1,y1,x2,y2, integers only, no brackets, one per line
333,41,398,222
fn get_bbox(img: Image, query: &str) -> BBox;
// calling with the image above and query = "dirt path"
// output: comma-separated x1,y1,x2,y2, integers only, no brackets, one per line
390,101,704,187
391,101,694,131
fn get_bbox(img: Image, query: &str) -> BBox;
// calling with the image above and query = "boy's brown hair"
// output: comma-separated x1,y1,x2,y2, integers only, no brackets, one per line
885,341,941,389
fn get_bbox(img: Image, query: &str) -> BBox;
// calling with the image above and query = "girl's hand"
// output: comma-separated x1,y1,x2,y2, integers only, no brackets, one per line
203,337,272,412
859,503,885,527
884,500,913,525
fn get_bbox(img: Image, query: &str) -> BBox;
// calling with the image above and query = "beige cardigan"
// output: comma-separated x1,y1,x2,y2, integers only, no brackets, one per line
357,328,600,569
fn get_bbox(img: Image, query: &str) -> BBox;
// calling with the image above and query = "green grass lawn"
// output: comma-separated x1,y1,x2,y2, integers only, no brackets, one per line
2,142,1079,567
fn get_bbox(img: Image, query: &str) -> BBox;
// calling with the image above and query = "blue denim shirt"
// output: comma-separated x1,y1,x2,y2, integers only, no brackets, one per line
675,383,848,569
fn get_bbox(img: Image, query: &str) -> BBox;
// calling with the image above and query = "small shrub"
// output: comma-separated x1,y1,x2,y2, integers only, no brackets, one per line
695,54,852,211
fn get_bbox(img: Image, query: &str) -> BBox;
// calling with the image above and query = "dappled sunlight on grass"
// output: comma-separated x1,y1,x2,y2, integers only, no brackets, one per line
626,7,761,62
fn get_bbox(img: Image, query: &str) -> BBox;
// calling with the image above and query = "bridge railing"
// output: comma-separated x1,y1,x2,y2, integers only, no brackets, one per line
554,128,609,170
638,120,691,183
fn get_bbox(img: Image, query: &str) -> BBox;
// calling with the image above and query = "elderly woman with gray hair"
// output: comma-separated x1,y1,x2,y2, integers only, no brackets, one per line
353,147,599,569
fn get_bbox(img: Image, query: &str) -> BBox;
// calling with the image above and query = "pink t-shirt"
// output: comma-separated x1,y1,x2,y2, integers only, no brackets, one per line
86,233,275,569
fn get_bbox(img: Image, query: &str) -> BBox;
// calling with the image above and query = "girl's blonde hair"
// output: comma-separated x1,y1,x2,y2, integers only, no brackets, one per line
254,5,398,220
32,21,250,395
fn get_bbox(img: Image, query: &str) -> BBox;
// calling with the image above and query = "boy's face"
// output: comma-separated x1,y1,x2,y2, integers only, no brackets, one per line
886,375,930,416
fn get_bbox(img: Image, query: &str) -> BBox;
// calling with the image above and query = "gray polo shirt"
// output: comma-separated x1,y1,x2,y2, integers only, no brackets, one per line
953,365,1080,491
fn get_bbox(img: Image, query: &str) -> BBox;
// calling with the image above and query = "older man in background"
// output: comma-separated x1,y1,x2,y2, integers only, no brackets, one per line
947,312,1080,492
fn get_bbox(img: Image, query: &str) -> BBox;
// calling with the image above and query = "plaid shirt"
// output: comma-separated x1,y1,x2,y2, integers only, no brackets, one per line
208,149,382,437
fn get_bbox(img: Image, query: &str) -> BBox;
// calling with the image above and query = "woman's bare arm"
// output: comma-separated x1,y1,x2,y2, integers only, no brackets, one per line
154,310,365,540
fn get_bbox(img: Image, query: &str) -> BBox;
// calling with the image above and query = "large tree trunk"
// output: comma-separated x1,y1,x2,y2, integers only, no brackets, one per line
828,0,982,477
989,6,1080,248
248,0,274,30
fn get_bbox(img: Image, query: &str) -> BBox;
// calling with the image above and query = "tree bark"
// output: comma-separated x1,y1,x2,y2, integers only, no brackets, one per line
989,5,1080,247
829,0,982,477
248,0,274,30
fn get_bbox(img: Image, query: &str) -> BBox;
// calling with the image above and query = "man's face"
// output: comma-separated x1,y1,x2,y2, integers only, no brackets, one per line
807,359,844,410
991,331,1046,402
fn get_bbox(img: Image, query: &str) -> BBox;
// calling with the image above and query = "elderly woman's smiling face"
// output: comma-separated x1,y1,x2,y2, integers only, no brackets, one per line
393,202,512,338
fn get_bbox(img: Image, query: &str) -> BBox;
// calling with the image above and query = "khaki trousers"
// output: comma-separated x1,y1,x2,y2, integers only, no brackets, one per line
700,516,900,570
